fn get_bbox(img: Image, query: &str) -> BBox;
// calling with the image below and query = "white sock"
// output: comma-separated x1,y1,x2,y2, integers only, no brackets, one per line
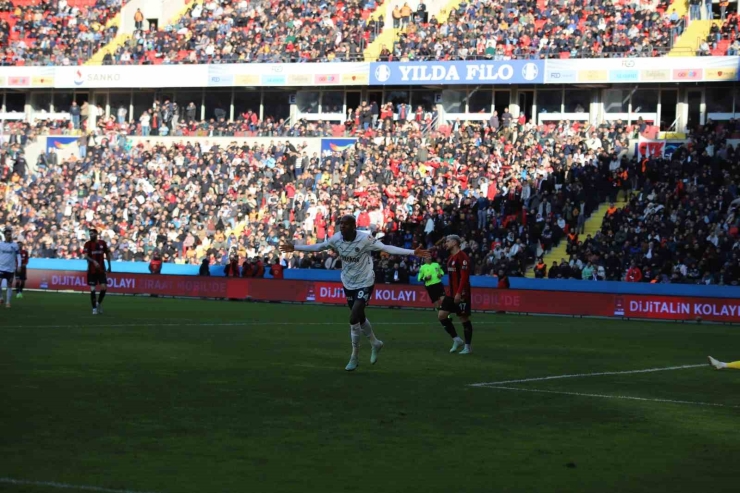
454,336,464,343
464,344,471,350
5,286,11,305
350,323,362,358
360,318,380,346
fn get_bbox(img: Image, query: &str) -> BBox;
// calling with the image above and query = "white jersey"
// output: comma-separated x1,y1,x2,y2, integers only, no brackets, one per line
0,241,20,273
297,231,415,290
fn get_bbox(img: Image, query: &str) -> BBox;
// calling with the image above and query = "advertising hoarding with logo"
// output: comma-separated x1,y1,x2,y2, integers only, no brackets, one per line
25,270,740,323
369,61,545,85
320,138,357,157
545,57,740,84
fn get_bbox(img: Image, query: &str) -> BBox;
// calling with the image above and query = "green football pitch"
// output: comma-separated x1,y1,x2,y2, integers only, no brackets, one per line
1,292,739,493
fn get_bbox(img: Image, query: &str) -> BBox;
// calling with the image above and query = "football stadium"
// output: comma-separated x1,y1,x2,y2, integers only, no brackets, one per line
2,0,740,491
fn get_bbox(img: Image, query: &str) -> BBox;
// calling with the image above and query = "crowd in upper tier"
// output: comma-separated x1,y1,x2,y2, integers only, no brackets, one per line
385,0,682,61
0,0,125,66
0,0,700,66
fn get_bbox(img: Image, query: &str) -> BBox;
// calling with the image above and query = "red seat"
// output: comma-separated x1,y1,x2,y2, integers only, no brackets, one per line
559,51,570,58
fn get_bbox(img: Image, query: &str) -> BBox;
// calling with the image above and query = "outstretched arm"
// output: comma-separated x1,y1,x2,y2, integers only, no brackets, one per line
280,240,332,254
368,238,431,258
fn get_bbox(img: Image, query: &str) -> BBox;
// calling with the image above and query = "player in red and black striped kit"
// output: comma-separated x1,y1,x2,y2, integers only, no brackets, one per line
14,242,29,298
83,229,112,315
438,235,474,354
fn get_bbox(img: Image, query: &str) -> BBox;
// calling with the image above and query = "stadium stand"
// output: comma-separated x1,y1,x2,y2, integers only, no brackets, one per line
388,0,684,61
2,115,634,279
0,0,126,66
557,123,740,284
109,0,386,65
0,0,694,65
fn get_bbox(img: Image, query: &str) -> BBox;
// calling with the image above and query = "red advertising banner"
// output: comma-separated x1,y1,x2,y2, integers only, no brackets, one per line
24,269,740,323
618,295,740,323
25,270,248,299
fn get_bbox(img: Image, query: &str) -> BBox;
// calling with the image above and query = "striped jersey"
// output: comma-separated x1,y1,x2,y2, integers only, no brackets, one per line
324,231,383,290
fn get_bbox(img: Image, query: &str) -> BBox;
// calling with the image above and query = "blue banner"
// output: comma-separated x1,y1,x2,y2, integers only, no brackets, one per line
46,136,78,153
370,61,544,85
320,138,356,158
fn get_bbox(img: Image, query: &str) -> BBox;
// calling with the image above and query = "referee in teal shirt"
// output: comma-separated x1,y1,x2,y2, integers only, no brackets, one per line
418,256,445,308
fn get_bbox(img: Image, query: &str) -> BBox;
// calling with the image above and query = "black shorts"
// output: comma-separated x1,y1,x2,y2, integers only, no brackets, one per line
425,282,446,303
344,285,374,309
87,271,108,287
0,271,14,283
441,295,472,317
17,266,27,281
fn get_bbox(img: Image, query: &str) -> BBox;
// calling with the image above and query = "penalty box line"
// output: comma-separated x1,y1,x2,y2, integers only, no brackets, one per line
0,477,159,493
469,364,735,409
469,364,706,387
479,386,740,409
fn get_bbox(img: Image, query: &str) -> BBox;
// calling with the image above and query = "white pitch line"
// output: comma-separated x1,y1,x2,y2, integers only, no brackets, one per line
480,386,740,409
469,364,706,387
1,321,509,329
0,477,158,493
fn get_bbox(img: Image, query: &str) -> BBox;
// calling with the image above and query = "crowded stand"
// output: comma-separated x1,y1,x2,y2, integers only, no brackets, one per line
2,110,638,281
387,0,681,61
705,14,740,56
0,121,56,180
0,0,690,66
538,123,740,285
115,0,385,65
0,0,126,66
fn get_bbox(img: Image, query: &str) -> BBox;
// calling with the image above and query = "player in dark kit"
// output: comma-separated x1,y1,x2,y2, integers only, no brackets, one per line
83,229,112,315
438,235,474,354
14,242,29,299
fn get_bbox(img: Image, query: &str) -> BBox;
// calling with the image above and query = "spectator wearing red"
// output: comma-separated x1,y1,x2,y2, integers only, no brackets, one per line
270,260,284,280
254,258,265,278
149,251,163,274
626,261,643,282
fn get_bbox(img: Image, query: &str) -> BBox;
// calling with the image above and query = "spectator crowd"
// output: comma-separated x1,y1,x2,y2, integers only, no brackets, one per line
3,110,740,284
3,109,647,281
0,0,125,66
534,122,740,285
0,0,696,65
105,0,384,65
382,0,682,61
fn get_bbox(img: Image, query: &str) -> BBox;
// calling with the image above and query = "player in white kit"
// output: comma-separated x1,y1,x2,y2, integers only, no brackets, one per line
0,227,22,309
280,215,430,371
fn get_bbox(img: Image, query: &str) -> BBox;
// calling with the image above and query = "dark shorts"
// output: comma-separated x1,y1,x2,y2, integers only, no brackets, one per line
441,295,472,317
17,266,27,281
425,282,446,303
0,271,14,283
344,285,374,309
87,271,108,287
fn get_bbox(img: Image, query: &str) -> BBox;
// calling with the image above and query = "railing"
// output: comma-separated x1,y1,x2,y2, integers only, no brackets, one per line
670,17,687,48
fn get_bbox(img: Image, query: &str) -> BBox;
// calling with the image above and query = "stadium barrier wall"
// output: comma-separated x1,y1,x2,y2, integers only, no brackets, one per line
27,260,740,299
24,269,740,323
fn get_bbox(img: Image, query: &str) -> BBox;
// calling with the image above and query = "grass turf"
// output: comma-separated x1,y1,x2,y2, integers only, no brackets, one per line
1,292,739,493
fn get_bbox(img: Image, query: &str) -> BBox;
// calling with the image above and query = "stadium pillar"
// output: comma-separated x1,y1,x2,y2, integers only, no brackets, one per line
590,90,602,126
230,88,235,122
